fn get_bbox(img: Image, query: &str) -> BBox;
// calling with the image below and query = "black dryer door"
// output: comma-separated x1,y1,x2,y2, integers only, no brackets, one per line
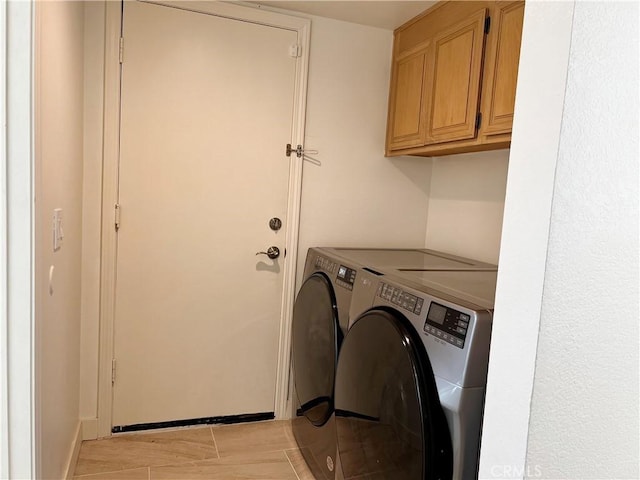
335,307,453,480
292,272,341,426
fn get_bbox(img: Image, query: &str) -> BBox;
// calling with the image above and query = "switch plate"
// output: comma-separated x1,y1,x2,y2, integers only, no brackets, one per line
53,208,63,251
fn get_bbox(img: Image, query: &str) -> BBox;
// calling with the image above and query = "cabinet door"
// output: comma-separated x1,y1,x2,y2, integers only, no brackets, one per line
482,1,525,135
387,48,428,151
424,8,487,144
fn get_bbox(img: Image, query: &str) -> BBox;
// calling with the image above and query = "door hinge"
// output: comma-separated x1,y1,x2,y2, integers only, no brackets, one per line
288,44,302,58
484,16,491,34
115,203,121,231
111,359,117,384
476,112,482,130
119,37,124,63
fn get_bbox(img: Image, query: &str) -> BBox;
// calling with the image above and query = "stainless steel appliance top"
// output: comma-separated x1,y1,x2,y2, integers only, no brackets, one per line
321,247,497,271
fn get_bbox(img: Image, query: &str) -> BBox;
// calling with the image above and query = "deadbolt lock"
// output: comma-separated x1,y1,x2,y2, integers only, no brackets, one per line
269,217,282,231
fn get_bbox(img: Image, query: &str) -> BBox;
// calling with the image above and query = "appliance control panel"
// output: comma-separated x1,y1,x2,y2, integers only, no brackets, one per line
424,302,470,349
315,255,337,274
376,283,424,316
315,255,357,290
376,282,471,349
336,265,357,290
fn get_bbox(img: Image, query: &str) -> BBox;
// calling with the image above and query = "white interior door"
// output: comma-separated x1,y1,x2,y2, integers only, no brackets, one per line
112,1,298,428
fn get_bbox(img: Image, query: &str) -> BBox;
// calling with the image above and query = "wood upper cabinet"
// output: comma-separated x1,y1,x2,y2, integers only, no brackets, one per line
385,1,525,157
481,1,525,135
425,9,487,144
387,48,429,150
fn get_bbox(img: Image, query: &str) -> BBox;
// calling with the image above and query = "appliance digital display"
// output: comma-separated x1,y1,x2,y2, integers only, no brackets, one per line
336,265,356,290
424,302,471,349
427,303,447,325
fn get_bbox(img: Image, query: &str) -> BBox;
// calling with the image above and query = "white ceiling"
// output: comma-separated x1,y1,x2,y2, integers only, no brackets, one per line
251,1,436,30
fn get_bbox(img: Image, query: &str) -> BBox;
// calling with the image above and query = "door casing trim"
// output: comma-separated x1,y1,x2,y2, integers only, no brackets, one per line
97,0,310,438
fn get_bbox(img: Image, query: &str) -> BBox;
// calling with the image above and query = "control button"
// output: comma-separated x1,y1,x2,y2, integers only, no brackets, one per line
458,321,469,328
443,334,449,341
457,327,466,334
456,339,464,348
414,298,424,315
436,330,442,337
460,313,470,322
381,284,391,300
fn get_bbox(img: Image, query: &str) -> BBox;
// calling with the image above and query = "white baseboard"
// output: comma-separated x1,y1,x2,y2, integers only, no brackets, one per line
81,417,99,440
64,422,83,480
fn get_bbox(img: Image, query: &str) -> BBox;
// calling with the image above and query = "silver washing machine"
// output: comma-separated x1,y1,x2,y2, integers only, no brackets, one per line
291,248,361,480
292,247,496,480
334,267,497,480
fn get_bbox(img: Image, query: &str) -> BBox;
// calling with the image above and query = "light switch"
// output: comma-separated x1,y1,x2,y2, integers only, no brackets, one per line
53,208,63,251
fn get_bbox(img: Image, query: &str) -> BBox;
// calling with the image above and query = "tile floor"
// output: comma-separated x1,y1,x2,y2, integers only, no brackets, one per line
73,420,315,480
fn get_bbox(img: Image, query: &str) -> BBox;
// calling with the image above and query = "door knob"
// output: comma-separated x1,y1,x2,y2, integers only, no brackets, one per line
256,246,280,259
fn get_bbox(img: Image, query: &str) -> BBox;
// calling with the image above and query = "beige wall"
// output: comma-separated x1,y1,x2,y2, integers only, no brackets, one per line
35,1,85,478
425,150,509,264
296,14,433,282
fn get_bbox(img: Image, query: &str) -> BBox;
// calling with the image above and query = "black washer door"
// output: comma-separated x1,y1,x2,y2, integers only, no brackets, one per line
335,308,453,480
292,272,341,427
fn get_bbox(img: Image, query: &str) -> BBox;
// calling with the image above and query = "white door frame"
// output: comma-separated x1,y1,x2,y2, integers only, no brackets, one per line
1,0,37,477
97,0,310,438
